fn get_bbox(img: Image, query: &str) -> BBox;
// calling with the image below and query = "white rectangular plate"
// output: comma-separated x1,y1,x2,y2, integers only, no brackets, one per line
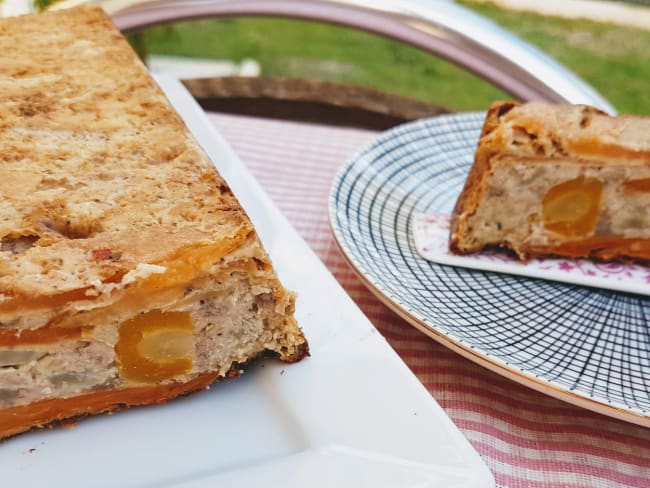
414,212,650,296
1,77,493,488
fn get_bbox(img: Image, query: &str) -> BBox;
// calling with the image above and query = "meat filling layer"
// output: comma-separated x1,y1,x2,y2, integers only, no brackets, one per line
462,158,650,257
0,275,293,409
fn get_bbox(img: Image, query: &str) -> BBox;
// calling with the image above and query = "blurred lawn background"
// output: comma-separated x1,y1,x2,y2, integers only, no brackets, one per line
133,0,650,114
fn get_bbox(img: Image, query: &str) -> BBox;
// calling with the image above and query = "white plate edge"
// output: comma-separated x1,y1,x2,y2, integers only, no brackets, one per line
157,76,496,487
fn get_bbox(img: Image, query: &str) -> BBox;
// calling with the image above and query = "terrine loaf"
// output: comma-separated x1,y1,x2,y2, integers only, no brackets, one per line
0,6,308,440
450,101,650,263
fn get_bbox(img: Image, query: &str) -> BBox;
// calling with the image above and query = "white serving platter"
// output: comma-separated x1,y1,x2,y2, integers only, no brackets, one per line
1,77,493,488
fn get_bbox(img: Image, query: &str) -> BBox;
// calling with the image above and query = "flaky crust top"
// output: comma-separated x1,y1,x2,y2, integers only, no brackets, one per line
480,101,650,162
450,101,650,252
0,7,254,301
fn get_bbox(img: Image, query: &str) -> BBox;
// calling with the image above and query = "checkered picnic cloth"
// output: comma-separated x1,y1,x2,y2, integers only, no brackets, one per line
207,112,650,488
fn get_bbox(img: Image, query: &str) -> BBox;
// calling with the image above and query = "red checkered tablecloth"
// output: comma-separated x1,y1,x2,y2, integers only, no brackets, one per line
207,112,650,488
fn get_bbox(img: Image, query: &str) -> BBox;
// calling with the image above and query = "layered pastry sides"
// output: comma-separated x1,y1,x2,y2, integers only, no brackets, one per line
0,7,308,439
450,101,650,263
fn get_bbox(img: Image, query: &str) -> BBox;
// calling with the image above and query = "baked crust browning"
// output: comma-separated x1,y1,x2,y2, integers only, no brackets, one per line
1,337,309,442
0,6,249,310
0,372,220,441
0,7,308,439
449,101,650,263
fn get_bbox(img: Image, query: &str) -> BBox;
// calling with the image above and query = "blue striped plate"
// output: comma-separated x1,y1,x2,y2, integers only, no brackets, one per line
329,112,650,426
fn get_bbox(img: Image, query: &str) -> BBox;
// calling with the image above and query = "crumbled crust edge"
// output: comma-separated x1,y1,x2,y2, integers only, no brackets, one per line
0,345,309,442
449,101,518,254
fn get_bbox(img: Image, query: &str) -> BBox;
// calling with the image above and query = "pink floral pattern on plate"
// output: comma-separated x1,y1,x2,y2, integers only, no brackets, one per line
412,212,650,295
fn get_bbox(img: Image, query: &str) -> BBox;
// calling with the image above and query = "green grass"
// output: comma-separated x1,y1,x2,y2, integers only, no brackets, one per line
136,2,650,114
34,0,64,11
137,17,507,111
461,1,650,114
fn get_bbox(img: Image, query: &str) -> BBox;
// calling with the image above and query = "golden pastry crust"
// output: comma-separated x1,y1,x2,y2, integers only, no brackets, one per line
0,339,308,441
0,6,248,306
0,371,220,440
449,101,650,262
0,6,308,440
